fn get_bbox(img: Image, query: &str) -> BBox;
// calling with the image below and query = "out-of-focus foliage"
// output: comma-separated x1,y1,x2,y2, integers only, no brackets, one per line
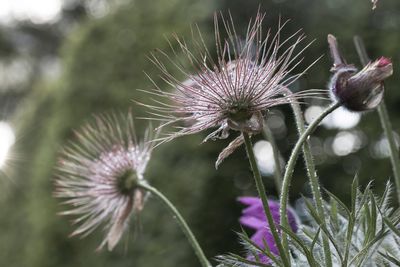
218,181,400,267
0,1,245,266
1,0,400,266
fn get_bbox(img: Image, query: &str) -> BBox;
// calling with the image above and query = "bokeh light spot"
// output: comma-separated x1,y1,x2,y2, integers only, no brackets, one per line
254,140,279,176
0,122,15,168
305,105,361,130
0,0,62,24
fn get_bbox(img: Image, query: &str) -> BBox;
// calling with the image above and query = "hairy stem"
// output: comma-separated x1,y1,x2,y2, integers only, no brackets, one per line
138,182,212,267
262,123,283,193
279,102,341,255
284,88,333,267
242,132,291,266
354,36,400,205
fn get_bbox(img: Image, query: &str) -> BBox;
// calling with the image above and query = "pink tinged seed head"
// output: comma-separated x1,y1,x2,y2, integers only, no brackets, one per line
54,112,155,251
147,11,320,155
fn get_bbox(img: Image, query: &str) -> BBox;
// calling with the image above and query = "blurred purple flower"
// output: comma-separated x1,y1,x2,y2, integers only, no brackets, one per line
238,196,299,263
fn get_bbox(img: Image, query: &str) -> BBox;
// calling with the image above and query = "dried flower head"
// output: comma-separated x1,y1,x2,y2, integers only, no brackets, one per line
54,112,155,251
328,34,393,111
147,12,319,163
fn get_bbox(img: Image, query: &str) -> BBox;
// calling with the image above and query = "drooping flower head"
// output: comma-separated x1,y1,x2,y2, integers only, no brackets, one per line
54,112,155,251
147,12,319,164
238,196,299,264
328,34,393,111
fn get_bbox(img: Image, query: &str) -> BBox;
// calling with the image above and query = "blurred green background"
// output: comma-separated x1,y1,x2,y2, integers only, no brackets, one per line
0,0,400,266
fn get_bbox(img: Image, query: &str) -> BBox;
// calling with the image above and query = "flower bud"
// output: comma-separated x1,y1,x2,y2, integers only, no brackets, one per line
328,35,393,111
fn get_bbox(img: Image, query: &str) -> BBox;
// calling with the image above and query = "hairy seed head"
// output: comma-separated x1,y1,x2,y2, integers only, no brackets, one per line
145,12,320,165
54,112,155,251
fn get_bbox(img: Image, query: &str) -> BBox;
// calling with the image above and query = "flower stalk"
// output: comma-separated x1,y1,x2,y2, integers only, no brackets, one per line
279,102,341,256
242,132,291,266
354,36,400,205
283,88,333,266
138,182,212,267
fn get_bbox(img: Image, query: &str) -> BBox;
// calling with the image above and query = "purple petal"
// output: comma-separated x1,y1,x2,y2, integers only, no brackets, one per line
239,216,266,230
246,228,280,265
251,228,279,255
238,196,300,264
237,196,261,206
242,203,266,221
238,196,299,232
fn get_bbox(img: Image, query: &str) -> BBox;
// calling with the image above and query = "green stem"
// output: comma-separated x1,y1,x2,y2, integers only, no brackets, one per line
279,102,341,254
284,89,333,267
138,182,212,267
242,132,291,267
262,123,283,194
354,36,400,205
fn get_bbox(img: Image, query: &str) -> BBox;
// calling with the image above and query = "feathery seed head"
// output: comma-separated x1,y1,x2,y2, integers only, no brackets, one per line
148,12,319,145
54,112,155,251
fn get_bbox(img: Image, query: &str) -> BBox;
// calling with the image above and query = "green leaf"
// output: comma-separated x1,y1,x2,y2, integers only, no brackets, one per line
379,251,400,266
303,198,344,264
236,231,283,266
280,225,318,267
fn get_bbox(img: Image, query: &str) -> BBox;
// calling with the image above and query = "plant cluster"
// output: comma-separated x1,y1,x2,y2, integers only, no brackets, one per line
54,9,399,267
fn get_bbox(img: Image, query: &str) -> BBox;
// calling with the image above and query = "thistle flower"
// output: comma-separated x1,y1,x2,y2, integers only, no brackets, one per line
148,12,319,166
328,34,393,111
54,112,155,251
238,197,299,264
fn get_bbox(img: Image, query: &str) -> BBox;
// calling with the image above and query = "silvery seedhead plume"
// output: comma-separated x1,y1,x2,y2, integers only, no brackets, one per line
147,12,320,167
54,112,155,251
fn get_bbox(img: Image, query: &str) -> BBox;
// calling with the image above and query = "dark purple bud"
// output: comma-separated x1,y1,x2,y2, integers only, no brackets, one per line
328,35,393,111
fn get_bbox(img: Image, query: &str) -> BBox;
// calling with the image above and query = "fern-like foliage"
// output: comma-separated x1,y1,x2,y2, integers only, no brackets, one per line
217,180,400,267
